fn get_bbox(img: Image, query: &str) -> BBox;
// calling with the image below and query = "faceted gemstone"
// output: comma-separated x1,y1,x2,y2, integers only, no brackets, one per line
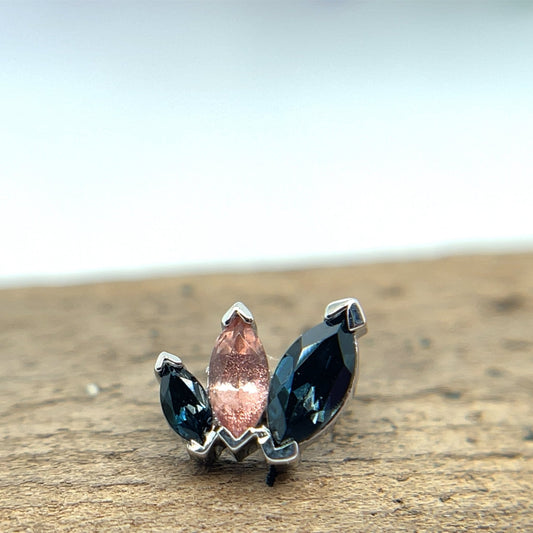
267,320,356,445
208,315,270,438
160,364,212,443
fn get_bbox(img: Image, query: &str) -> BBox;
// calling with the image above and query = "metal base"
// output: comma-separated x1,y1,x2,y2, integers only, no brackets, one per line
187,425,300,466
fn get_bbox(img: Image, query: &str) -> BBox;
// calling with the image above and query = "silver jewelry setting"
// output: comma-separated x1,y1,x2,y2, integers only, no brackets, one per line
154,298,367,472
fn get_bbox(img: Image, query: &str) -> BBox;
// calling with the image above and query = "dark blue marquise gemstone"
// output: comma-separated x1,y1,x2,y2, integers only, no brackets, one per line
159,364,212,443
267,320,356,445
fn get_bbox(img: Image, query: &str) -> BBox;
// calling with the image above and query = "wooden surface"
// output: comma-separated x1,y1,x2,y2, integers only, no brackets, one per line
1,253,532,532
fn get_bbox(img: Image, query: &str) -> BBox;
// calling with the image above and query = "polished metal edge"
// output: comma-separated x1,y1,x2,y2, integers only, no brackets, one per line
221,301,255,328
253,427,300,466
186,429,221,462
324,297,367,336
154,351,184,382
186,425,300,466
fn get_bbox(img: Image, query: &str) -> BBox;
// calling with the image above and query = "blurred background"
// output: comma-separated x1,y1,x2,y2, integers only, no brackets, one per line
1,1,532,288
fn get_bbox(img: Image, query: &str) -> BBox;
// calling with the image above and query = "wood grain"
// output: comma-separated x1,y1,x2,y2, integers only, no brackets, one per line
1,253,532,532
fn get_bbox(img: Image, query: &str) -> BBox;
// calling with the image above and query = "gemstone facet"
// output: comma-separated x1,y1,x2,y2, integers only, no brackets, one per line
208,315,270,438
267,319,357,445
160,364,212,443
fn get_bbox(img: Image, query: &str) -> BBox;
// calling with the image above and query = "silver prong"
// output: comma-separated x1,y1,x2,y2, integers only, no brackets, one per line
253,427,301,466
218,427,261,462
221,301,255,328
187,427,259,463
324,298,367,336
154,351,184,382
325,298,357,321
186,429,222,463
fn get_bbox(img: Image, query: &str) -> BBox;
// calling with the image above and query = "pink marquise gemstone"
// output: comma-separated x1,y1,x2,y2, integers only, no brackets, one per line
208,315,270,438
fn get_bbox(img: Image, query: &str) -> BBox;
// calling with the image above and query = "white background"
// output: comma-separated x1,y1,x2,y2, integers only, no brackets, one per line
1,1,532,286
